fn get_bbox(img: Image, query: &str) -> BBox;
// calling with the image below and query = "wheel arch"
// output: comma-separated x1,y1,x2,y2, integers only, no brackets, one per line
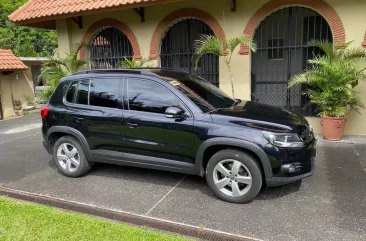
46,126,92,161
195,138,273,184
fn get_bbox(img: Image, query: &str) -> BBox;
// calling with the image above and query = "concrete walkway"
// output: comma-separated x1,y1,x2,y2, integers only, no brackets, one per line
0,114,365,241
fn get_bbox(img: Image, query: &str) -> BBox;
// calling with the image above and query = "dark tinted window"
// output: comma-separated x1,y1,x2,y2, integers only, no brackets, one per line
128,79,180,114
165,75,235,112
89,79,119,108
66,81,78,103
76,79,89,105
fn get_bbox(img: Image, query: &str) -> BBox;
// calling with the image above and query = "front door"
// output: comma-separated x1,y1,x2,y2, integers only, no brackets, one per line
122,77,196,167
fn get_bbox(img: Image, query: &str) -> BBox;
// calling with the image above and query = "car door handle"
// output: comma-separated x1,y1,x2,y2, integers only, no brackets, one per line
74,117,84,122
127,123,138,128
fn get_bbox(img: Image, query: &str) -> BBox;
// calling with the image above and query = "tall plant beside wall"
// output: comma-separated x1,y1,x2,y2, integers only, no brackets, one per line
289,40,366,140
40,44,87,100
193,35,256,98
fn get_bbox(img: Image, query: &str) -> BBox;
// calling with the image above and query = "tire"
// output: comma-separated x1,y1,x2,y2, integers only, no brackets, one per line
206,149,263,203
53,135,91,177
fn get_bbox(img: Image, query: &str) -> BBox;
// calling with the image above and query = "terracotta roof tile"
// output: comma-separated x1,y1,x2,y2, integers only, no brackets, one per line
0,49,28,71
9,0,181,27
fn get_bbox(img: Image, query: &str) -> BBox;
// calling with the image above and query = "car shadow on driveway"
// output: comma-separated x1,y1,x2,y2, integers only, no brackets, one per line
77,161,302,202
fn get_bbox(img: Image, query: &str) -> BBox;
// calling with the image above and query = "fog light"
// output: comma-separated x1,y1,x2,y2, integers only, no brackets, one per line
282,164,296,173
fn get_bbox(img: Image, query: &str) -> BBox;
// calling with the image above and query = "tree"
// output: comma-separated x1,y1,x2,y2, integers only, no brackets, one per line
39,44,87,100
0,0,57,57
194,35,256,98
289,40,366,117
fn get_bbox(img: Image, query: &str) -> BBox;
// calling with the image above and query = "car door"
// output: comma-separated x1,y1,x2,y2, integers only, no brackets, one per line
122,77,196,169
65,77,124,151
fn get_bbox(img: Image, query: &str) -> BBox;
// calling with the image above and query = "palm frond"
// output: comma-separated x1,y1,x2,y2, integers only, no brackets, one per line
226,35,257,53
342,47,366,62
118,57,152,68
119,57,134,68
193,35,223,69
308,40,335,60
39,43,86,100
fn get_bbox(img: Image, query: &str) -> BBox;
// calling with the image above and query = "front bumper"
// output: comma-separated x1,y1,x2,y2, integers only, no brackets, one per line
269,158,315,186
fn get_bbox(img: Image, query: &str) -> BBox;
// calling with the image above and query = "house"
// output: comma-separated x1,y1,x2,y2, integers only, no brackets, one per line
0,49,37,120
8,0,366,134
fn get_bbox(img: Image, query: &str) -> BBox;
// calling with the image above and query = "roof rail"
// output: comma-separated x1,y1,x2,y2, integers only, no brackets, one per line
73,67,189,76
129,67,190,74
73,69,157,76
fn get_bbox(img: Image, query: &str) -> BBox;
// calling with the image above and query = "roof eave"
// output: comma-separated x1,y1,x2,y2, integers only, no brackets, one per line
9,0,185,30
0,68,28,72
10,20,56,30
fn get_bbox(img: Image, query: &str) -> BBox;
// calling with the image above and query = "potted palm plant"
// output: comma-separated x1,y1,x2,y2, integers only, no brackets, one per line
289,40,366,141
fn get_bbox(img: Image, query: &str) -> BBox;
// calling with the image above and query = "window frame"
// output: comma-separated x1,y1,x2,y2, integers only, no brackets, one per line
124,77,192,117
63,77,123,110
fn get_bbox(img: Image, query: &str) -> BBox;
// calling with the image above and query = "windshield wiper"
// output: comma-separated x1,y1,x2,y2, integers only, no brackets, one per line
231,99,242,107
207,99,241,114
206,108,226,114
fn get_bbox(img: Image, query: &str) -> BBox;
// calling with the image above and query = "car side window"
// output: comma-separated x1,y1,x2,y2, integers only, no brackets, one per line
76,79,89,105
127,79,181,114
65,81,78,103
89,78,119,108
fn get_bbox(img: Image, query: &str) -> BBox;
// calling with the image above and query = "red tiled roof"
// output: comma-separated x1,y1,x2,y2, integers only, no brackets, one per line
0,49,28,71
9,0,182,29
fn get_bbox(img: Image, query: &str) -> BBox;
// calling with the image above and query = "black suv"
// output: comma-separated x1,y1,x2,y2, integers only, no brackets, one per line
41,68,316,203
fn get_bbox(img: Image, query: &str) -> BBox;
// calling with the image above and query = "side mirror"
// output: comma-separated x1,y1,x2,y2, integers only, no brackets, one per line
164,106,185,119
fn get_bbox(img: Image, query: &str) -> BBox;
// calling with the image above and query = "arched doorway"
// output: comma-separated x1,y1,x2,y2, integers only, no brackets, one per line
251,7,333,116
160,19,219,86
89,27,133,69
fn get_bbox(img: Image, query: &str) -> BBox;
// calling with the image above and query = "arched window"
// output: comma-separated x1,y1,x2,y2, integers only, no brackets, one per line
251,7,332,116
89,27,133,69
160,19,219,86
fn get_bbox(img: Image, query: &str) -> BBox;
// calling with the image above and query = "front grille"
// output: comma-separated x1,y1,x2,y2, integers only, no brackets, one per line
300,127,313,144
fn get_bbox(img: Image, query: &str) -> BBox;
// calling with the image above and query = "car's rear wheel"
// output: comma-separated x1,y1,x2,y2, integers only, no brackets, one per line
53,136,91,177
206,149,262,203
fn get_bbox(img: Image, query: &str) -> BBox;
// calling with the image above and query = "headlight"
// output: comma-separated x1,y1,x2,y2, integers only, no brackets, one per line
262,131,305,148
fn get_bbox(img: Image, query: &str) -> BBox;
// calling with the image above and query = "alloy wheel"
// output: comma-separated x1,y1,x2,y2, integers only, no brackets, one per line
213,159,253,197
56,143,80,172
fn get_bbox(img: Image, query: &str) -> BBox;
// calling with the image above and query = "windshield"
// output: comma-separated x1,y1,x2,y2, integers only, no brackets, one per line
165,75,235,112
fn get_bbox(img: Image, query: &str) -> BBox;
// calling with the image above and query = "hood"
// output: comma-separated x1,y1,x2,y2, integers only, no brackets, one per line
210,101,309,133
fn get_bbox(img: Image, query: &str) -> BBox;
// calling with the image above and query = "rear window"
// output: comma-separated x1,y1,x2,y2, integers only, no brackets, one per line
90,79,119,108
65,78,120,108
76,79,89,105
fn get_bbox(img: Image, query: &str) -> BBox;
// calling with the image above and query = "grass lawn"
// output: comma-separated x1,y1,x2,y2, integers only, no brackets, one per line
0,197,192,241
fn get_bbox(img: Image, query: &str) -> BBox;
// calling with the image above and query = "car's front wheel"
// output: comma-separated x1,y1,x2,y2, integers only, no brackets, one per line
53,136,91,177
206,149,262,203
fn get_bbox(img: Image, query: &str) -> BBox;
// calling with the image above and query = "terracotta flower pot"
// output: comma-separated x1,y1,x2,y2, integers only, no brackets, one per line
14,105,22,111
320,116,347,141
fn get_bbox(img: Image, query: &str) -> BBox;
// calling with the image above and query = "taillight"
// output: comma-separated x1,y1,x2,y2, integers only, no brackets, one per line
41,106,49,118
